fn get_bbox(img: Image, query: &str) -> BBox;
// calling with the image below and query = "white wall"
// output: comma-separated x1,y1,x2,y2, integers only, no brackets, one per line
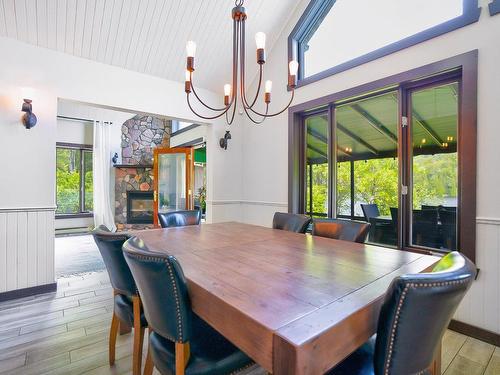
240,0,500,334
0,37,241,291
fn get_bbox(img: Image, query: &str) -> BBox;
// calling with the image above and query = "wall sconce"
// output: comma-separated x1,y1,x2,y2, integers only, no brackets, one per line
21,99,37,129
219,131,231,150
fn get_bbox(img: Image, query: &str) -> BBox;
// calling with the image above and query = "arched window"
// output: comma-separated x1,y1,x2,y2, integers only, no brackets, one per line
288,0,481,87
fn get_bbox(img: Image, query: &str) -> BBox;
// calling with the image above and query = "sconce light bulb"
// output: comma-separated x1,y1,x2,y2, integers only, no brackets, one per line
224,84,232,97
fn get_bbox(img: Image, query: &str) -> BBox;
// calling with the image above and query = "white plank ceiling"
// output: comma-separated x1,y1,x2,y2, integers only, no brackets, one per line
0,0,298,92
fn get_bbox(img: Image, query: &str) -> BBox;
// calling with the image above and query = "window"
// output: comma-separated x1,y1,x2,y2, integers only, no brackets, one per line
288,51,477,262
56,143,93,216
288,0,480,86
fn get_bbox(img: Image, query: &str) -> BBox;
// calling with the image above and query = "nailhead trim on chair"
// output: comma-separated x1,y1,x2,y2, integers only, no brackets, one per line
383,277,472,375
125,252,184,343
164,259,184,341
228,362,255,375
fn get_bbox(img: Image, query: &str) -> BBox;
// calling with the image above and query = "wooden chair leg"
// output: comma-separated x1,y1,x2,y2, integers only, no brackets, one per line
132,296,144,375
144,337,154,375
175,342,190,375
109,312,120,366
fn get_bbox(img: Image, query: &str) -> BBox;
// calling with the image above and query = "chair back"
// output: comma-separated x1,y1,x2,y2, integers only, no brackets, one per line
361,204,380,221
272,212,311,233
374,251,476,374
123,237,193,343
91,225,136,296
158,210,201,228
312,218,370,243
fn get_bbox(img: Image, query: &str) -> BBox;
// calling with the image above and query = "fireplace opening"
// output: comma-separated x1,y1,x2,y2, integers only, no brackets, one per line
127,191,154,224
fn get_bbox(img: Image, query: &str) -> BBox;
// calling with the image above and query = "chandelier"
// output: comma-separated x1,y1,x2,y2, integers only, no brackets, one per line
184,0,298,125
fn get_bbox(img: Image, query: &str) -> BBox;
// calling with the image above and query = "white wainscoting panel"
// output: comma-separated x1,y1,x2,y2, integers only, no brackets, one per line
0,208,55,293
454,219,500,334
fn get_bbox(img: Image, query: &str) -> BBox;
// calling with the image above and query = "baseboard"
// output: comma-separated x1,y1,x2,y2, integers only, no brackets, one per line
0,283,57,302
449,319,500,346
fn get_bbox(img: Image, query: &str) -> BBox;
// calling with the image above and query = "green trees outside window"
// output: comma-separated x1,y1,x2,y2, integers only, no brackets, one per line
56,146,93,215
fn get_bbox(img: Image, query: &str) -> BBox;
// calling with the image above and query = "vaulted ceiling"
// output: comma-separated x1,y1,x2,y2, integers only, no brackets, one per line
0,0,298,92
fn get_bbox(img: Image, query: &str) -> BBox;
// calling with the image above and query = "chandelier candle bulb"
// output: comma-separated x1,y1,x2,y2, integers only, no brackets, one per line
255,32,266,49
264,80,272,103
185,70,191,93
289,60,299,87
186,41,196,71
224,84,231,106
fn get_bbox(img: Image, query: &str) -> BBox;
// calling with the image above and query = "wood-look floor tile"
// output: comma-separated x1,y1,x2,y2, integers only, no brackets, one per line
459,337,495,366
0,324,68,351
0,328,20,342
444,354,485,375
2,352,70,375
0,353,26,373
43,341,132,375
81,354,133,375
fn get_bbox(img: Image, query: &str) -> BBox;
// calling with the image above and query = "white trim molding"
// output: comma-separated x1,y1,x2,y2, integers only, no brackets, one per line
476,217,500,225
208,200,288,207
0,206,57,213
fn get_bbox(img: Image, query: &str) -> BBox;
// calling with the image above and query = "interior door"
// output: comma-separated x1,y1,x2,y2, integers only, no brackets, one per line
153,147,194,227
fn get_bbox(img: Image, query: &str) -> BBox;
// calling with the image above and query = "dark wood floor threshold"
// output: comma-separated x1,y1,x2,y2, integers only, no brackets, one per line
449,319,500,347
0,283,57,302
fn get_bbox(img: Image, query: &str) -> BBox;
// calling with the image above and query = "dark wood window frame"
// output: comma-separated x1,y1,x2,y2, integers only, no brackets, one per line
288,50,478,262
489,0,500,15
55,142,94,219
288,0,481,89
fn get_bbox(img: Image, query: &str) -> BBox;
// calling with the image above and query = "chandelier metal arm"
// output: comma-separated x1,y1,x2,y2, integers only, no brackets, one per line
242,101,269,124
239,19,263,110
186,93,231,120
247,89,295,118
190,73,228,112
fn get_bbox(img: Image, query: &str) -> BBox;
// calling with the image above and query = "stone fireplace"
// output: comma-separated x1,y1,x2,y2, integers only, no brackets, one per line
114,115,171,230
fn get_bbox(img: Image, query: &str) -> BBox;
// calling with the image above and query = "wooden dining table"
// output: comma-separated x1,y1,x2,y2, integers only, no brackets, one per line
135,222,440,375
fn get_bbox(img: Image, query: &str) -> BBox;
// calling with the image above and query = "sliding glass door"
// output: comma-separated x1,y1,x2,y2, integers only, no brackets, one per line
335,92,399,247
408,81,459,251
301,73,462,254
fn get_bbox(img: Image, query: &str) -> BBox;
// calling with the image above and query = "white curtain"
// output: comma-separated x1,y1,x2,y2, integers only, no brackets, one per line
93,121,117,231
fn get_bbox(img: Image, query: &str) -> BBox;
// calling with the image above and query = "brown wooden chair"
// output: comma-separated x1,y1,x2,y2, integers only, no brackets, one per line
91,225,147,375
312,218,371,243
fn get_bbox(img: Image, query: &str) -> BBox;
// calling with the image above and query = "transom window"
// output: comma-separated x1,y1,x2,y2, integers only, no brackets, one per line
289,0,480,86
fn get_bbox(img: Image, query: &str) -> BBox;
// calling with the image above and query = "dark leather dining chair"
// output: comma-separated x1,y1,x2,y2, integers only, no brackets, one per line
272,212,311,233
91,226,147,375
312,218,370,243
327,251,476,375
158,210,201,228
122,236,254,375
360,203,380,221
